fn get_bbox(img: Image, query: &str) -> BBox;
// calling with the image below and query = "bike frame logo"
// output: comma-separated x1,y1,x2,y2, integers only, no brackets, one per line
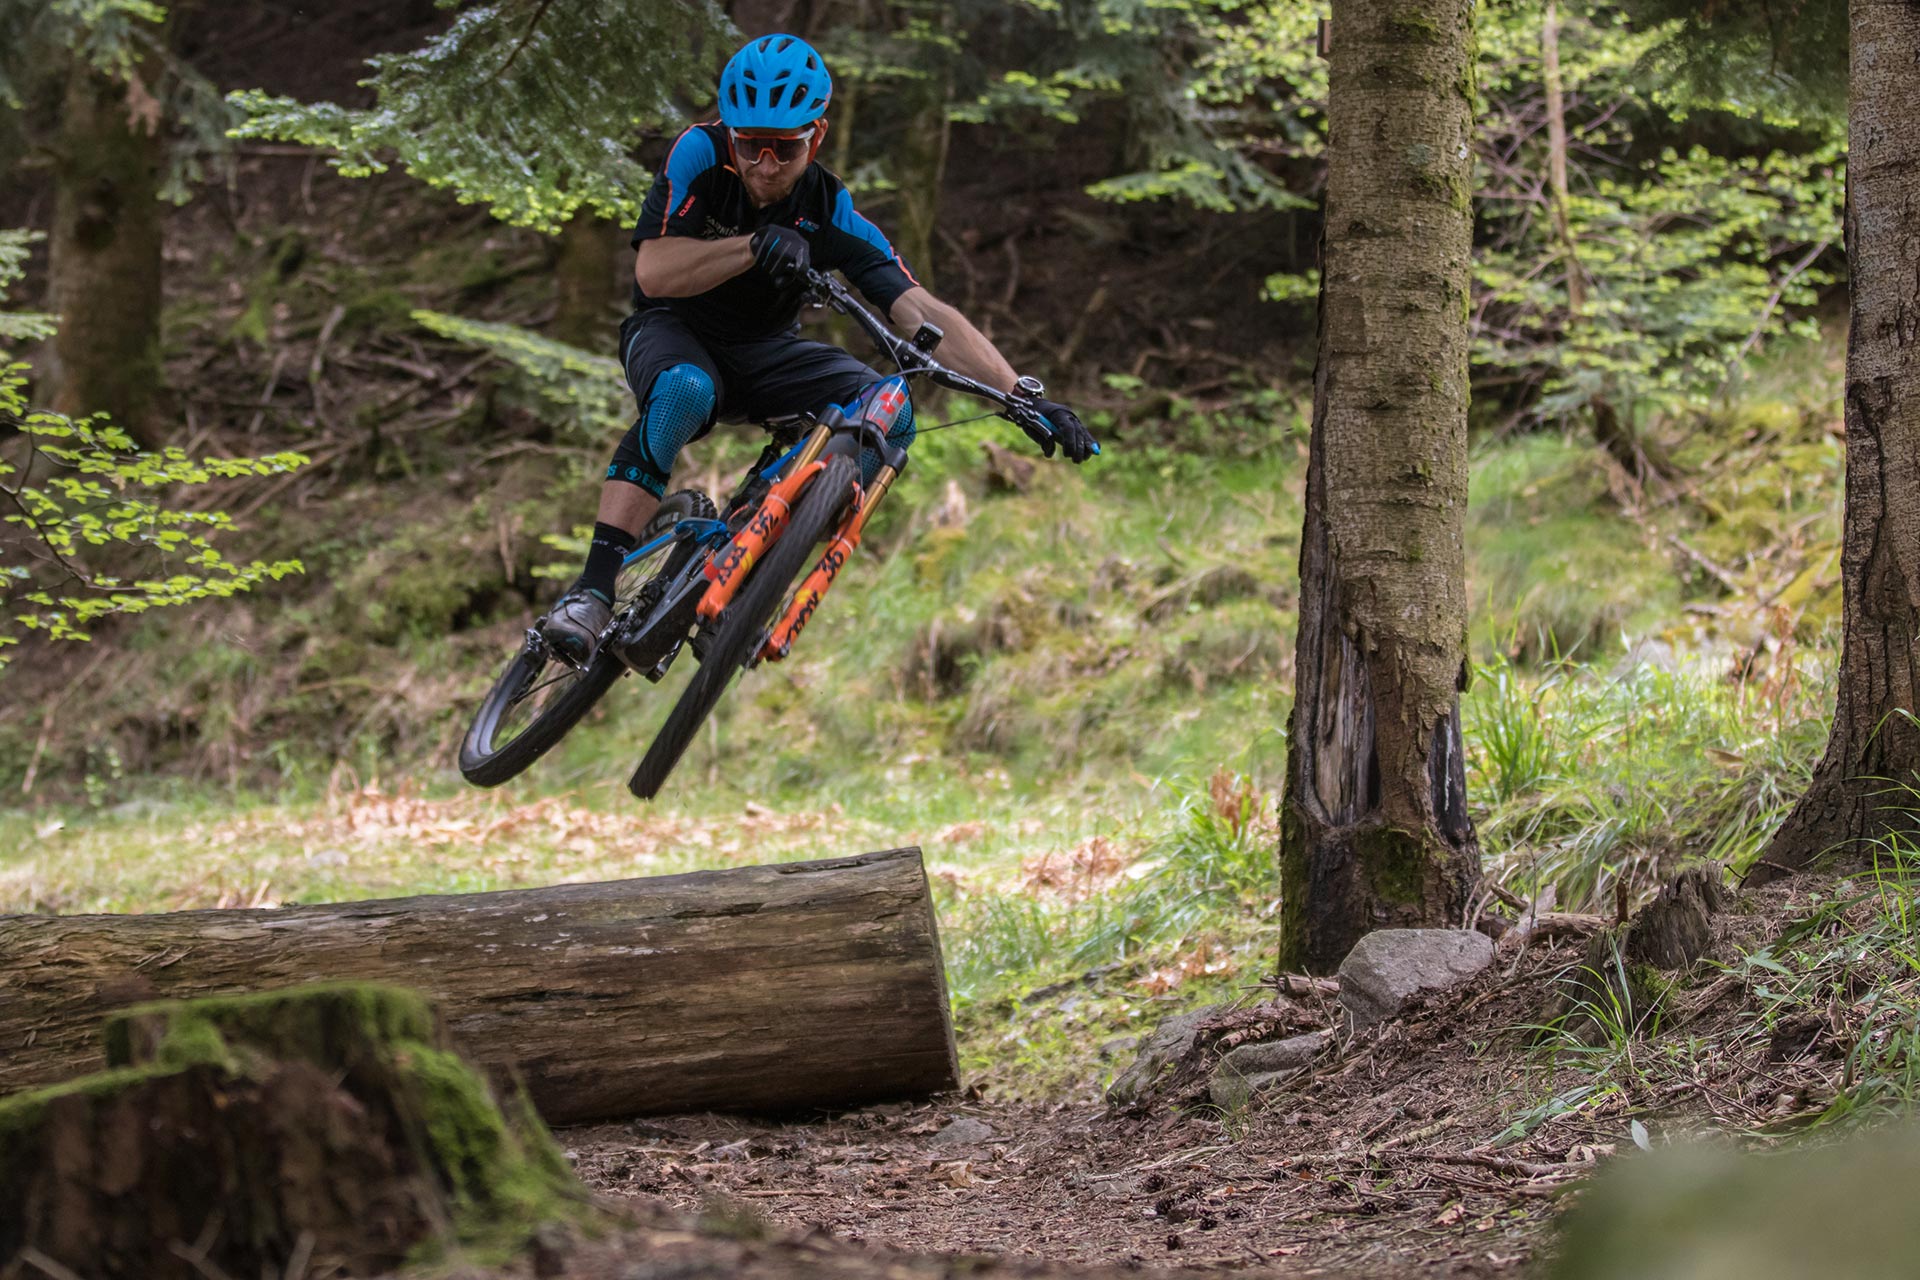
765,522,859,660
865,381,907,428
699,462,819,621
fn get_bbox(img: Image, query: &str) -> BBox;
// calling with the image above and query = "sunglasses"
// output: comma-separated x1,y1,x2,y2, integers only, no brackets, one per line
729,127,816,167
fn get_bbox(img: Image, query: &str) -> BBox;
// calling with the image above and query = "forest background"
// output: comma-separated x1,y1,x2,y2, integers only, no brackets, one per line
0,0,1854,1098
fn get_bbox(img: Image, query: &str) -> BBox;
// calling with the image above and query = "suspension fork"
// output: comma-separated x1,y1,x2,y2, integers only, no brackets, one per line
696,423,833,622
761,463,899,662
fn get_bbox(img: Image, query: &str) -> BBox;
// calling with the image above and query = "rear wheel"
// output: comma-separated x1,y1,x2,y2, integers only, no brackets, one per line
458,489,712,787
628,455,860,799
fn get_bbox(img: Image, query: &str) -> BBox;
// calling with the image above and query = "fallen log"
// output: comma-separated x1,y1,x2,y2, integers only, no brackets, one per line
0,847,958,1123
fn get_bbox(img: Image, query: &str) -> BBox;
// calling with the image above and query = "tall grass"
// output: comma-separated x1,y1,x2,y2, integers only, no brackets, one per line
1509,816,1920,1144
1466,650,1829,909
940,770,1278,1011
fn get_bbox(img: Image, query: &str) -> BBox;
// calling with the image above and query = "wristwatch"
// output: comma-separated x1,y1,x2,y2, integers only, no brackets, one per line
1013,374,1045,400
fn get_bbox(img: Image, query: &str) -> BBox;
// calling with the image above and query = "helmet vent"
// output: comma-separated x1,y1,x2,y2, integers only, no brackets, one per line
719,34,832,129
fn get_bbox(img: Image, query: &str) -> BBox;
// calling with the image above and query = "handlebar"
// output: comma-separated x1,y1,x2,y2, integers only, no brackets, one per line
800,269,1057,441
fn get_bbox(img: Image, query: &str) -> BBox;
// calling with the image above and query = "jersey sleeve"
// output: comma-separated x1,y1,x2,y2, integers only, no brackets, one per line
631,127,722,246
806,185,921,315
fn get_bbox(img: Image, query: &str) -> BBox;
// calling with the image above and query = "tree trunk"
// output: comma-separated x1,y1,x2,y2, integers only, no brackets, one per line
47,56,166,447
1541,5,1668,488
1541,0,1584,317
891,6,952,293
0,848,960,1123
1751,0,1920,886
1276,0,1480,974
2,984,581,1280
551,208,620,350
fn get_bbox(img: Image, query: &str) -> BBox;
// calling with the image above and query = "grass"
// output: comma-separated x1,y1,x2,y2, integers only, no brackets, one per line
1500,824,1920,1152
1466,649,1830,910
0,330,1858,1102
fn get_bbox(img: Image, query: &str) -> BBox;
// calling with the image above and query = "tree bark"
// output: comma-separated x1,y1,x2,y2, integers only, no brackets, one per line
1277,0,1480,974
0,848,960,1123
891,6,953,294
1541,3,1669,488
1541,0,1584,317
1751,0,1920,886
2,984,581,1280
551,208,620,350
47,56,166,447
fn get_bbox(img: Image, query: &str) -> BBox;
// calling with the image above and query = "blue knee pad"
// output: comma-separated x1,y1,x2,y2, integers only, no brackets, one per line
608,363,716,496
859,397,915,485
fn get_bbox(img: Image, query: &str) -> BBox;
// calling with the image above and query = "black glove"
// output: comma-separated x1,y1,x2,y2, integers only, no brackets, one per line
1020,397,1099,464
750,224,811,293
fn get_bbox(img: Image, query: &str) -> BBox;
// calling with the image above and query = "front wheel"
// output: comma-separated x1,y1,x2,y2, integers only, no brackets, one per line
458,489,712,788
628,455,860,800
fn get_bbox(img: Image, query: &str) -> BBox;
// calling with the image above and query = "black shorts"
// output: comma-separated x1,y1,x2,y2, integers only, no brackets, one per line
617,307,885,435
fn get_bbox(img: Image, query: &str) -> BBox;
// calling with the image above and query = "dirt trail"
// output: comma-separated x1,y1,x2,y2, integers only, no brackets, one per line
560,946,1610,1277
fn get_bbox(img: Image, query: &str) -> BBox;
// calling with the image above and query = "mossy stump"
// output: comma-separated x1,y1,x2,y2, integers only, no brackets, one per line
0,982,587,1280
1543,866,1725,1042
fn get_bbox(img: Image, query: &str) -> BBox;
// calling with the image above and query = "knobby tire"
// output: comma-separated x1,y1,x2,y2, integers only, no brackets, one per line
459,490,713,788
628,454,860,799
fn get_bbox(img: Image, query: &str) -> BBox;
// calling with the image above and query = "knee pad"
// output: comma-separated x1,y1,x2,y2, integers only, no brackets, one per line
859,396,915,485
608,363,716,496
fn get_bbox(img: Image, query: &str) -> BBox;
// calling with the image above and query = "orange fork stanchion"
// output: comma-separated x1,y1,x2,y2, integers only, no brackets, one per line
696,459,824,622
761,464,897,661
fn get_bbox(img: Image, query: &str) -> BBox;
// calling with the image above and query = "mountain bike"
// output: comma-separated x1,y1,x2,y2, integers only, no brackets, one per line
458,268,1077,799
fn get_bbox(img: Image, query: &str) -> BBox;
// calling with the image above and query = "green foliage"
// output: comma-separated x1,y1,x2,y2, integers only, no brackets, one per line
0,234,305,666
0,0,237,202
0,232,53,343
1473,0,1843,437
1612,0,1847,123
0,0,165,97
412,309,625,439
1479,148,1842,431
229,0,735,233
917,0,1317,212
1466,649,1826,910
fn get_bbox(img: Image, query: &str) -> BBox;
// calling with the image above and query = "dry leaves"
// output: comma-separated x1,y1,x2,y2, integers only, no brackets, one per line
1134,941,1237,995
1019,836,1134,903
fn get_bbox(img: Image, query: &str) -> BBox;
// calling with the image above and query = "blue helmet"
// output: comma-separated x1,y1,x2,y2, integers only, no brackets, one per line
718,35,832,131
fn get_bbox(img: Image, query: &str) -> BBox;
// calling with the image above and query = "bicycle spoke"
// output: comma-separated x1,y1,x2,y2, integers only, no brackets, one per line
510,668,581,707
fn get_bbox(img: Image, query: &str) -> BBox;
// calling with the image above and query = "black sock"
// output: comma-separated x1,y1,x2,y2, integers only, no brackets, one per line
577,521,639,603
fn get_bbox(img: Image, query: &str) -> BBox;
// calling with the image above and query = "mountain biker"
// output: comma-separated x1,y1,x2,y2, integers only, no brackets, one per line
538,32,1099,664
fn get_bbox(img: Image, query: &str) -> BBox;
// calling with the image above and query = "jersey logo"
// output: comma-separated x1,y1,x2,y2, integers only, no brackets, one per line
796,217,820,232
676,194,697,218
704,216,740,238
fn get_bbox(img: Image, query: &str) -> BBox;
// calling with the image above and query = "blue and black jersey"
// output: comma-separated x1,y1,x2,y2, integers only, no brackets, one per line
630,122,920,343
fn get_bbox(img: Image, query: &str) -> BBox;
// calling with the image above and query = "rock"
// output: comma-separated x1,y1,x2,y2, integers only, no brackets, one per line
1209,1066,1299,1112
1553,1122,1920,1279
929,1117,996,1147
1218,1030,1328,1077
1,983,587,1280
1206,1032,1327,1112
531,1222,575,1277
1337,929,1494,1032
1105,1006,1221,1105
